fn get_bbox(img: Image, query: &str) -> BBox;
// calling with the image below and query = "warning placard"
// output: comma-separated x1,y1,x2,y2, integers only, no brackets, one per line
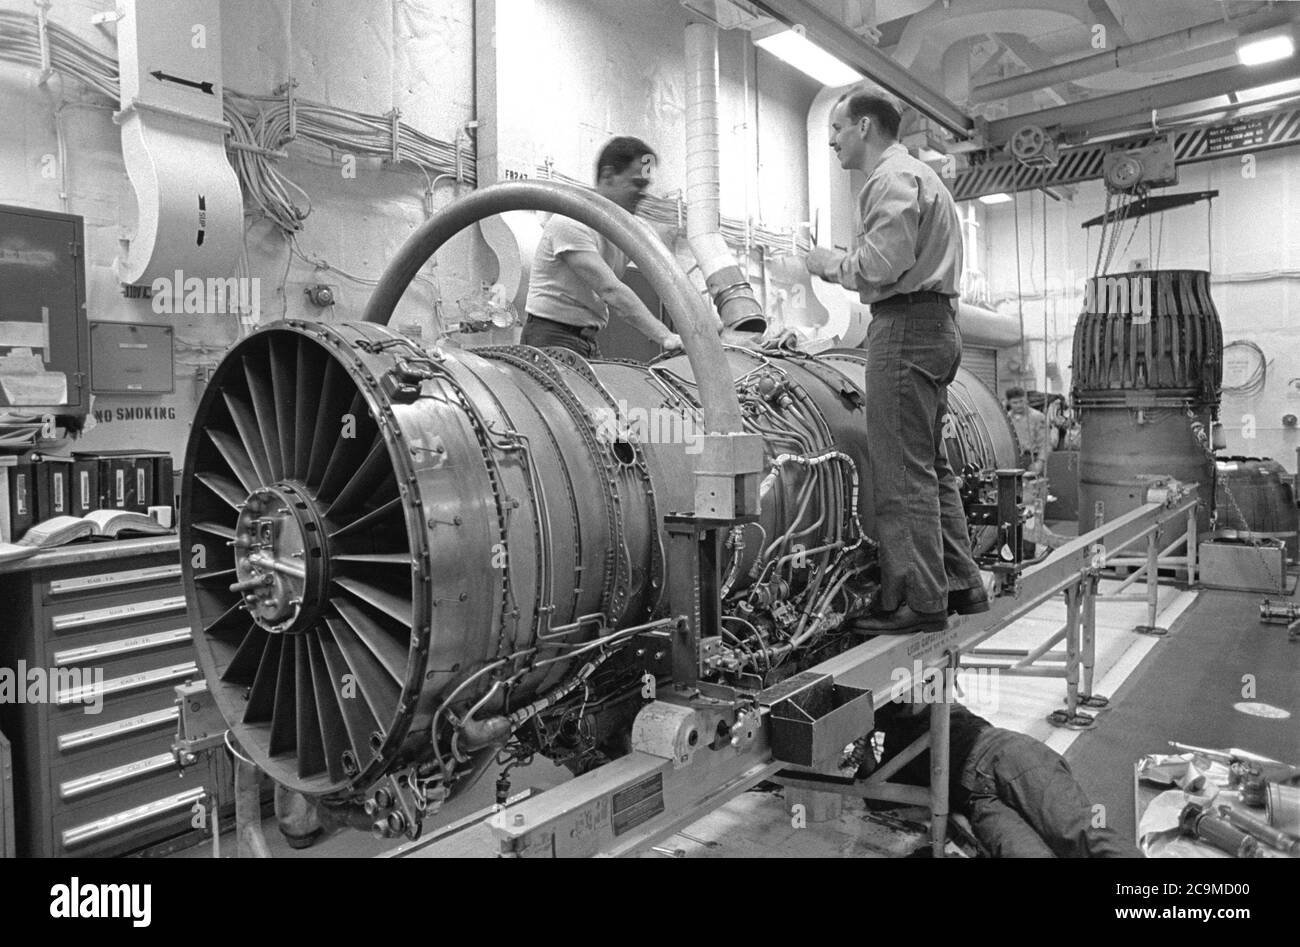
1205,117,1268,154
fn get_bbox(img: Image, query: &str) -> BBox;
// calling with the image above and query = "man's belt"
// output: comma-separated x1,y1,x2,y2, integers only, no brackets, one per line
871,290,957,309
525,313,600,337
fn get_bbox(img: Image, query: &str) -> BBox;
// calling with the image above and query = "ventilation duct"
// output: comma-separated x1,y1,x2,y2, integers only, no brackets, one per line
684,22,766,334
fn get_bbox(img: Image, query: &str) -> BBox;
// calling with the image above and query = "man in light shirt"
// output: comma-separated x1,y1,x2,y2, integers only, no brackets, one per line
1006,387,1049,474
806,86,986,634
522,136,682,358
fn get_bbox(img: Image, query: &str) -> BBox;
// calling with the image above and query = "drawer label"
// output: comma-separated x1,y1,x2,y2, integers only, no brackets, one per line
56,662,197,709
60,751,175,799
53,627,192,667
49,565,182,595
51,595,186,631
58,706,179,752
1,660,106,715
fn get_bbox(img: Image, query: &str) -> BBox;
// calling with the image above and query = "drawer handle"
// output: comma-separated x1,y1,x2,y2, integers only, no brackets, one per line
57,707,179,752
59,752,176,799
56,662,197,705
51,596,187,632
62,787,207,849
49,565,182,596
53,627,192,666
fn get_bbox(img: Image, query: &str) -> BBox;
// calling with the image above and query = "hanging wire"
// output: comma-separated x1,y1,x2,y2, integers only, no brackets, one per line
1220,340,1268,396
1012,173,1027,368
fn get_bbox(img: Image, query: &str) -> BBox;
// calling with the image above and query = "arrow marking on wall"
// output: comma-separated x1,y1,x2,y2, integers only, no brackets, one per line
150,69,214,94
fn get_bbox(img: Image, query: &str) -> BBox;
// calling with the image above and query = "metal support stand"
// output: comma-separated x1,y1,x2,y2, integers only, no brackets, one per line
929,660,952,857
235,758,270,859
1078,571,1109,709
663,515,726,684
1044,580,1097,729
1134,530,1169,635
965,496,1194,717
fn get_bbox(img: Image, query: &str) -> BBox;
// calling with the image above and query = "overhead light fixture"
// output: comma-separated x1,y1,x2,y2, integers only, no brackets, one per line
978,192,1013,205
1237,26,1296,66
753,24,862,87
1238,77,1300,102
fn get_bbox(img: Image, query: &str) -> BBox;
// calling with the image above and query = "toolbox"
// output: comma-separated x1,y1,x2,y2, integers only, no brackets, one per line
1198,532,1290,594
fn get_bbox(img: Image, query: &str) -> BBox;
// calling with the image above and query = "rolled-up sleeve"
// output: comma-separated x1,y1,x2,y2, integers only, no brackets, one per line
836,170,920,293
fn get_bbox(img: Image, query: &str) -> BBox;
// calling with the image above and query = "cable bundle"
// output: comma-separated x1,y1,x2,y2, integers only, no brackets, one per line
0,10,471,238
536,166,811,261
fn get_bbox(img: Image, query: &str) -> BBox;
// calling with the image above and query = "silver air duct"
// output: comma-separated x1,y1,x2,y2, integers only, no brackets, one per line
684,21,767,334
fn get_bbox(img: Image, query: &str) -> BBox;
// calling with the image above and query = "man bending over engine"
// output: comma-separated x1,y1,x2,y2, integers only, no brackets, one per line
859,701,1139,857
522,136,683,358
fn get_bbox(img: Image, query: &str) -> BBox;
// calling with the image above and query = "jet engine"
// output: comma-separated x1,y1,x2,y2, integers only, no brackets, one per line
179,181,1018,837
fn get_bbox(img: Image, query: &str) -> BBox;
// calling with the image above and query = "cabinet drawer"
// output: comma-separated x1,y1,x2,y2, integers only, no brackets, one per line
53,697,180,756
49,660,198,722
51,625,192,668
55,772,209,856
48,669,191,740
52,741,181,804
41,610,193,667
40,562,182,606
46,638,196,703
44,591,187,639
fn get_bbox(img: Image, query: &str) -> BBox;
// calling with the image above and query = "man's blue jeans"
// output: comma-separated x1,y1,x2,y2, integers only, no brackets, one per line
520,314,602,358
960,728,1141,857
863,301,982,613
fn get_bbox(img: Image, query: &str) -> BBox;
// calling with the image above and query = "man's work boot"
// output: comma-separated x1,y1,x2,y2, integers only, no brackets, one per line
853,604,949,635
947,585,990,616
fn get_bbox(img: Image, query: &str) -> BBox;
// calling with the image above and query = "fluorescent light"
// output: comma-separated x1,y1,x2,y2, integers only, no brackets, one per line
1237,28,1295,66
1238,78,1300,102
754,29,862,87
978,192,1013,205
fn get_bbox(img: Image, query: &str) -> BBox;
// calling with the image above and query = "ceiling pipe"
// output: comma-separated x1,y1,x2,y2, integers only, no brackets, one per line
971,9,1293,103
684,21,766,333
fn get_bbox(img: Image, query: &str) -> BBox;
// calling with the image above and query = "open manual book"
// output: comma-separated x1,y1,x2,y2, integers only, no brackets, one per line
0,509,172,565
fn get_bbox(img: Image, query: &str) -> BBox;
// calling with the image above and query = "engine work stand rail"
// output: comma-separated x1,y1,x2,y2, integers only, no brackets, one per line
385,491,1199,858
962,495,1199,729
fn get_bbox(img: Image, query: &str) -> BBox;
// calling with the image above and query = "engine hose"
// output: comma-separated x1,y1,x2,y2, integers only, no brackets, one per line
362,179,744,434
459,651,613,750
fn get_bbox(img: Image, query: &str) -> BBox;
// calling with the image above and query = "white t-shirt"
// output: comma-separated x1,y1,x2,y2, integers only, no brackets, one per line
526,216,628,329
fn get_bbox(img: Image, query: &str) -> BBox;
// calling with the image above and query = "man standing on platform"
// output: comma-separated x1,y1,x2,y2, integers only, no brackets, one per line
806,85,986,634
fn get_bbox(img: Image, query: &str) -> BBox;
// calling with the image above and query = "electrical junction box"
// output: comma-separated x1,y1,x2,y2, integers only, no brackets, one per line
1198,532,1288,594
90,321,175,394
0,204,91,414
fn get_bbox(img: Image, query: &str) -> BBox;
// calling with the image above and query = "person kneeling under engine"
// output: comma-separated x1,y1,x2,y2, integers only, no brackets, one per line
858,701,1140,857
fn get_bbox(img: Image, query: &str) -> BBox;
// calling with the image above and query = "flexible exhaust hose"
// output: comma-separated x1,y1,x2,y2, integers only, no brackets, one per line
361,178,744,434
